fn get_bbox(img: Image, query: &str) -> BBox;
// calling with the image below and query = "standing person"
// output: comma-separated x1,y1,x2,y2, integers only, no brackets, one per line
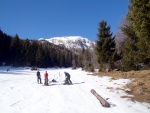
44,71,49,86
37,70,42,84
64,72,72,85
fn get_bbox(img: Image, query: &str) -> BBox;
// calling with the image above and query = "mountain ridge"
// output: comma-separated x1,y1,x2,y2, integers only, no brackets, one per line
39,36,95,50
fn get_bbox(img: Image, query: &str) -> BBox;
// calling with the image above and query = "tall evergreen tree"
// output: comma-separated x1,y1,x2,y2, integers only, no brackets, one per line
10,34,22,66
30,41,38,66
59,52,64,67
121,0,150,70
122,23,139,70
83,49,91,67
0,30,11,63
95,20,116,71
43,46,50,67
49,48,56,67
21,39,31,66
72,56,77,68
36,44,44,67
67,52,72,67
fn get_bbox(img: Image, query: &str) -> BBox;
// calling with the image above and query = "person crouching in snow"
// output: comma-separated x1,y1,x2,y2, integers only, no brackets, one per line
44,71,49,85
37,70,42,84
64,72,72,85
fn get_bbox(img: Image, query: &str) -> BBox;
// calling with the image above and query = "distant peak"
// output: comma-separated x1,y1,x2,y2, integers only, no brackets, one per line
39,36,95,50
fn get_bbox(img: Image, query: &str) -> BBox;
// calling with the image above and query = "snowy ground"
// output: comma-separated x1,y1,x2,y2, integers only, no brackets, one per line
0,66,150,113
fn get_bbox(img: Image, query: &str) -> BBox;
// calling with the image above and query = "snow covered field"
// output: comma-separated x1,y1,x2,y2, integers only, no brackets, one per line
0,67,150,113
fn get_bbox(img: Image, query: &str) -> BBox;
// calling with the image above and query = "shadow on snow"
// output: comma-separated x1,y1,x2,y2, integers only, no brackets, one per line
43,81,85,86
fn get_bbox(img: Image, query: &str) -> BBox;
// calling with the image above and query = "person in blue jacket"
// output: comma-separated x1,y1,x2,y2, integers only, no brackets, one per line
37,70,42,84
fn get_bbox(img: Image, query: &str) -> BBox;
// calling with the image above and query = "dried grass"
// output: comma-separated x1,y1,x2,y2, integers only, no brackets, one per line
95,70,150,104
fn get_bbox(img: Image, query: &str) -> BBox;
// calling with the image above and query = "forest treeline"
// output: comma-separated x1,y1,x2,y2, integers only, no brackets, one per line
0,30,94,68
0,30,74,68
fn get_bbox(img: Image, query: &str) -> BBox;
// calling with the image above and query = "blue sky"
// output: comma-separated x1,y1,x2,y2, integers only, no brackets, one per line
0,0,129,41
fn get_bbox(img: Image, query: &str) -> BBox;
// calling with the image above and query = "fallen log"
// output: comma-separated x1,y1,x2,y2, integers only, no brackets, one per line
90,89,110,107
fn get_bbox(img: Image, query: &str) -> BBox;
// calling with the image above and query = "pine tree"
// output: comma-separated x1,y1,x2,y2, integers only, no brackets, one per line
0,30,11,63
43,46,50,67
95,20,116,71
121,0,150,70
10,34,22,66
59,52,65,67
21,39,31,66
122,23,139,70
36,44,44,67
30,41,38,66
49,48,56,67
83,49,91,67
71,53,79,68
64,51,72,67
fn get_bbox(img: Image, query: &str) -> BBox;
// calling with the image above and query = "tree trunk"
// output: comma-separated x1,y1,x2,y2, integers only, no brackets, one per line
90,89,110,107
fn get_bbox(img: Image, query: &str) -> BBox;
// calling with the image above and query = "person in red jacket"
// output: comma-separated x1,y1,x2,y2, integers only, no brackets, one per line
44,71,49,85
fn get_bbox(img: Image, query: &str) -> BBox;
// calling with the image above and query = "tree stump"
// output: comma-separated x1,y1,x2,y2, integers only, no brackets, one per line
90,89,110,107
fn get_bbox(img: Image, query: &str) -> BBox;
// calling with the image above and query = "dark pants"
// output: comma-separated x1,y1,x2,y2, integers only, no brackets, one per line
44,77,49,85
37,77,42,84
64,78,72,85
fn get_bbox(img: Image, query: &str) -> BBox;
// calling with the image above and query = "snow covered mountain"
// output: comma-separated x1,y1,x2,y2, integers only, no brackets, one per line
39,36,95,50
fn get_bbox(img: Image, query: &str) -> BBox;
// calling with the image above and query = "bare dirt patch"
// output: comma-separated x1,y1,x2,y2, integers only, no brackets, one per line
94,70,150,104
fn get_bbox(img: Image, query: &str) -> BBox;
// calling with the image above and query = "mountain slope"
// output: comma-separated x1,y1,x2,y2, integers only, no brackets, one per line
39,36,95,50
